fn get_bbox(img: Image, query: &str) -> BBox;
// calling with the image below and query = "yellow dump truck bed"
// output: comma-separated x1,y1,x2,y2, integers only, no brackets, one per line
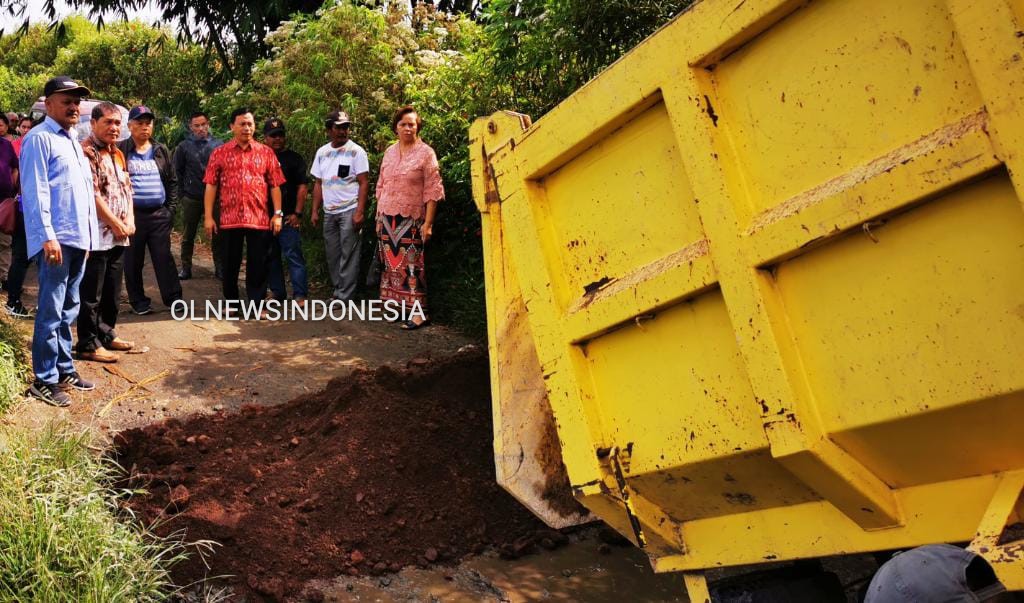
470,0,1024,597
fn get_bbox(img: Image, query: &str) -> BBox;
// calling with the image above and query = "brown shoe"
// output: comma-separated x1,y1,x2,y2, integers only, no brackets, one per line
104,337,134,351
77,348,119,363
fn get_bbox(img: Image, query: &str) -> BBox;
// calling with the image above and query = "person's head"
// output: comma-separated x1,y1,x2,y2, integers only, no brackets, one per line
324,110,352,147
229,107,255,144
391,105,421,144
865,545,1008,603
263,117,287,151
127,105,155,143
90,102,122,146
17,116,33,137
5,112,17,126
0,114,9,137
188,111,210,139
42,76,90,130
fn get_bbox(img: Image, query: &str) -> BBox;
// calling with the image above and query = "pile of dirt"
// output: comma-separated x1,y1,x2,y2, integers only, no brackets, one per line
113,349,565,601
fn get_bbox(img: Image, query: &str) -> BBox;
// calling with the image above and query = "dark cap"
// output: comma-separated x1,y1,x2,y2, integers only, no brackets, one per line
43,76,91,98
325,110,352,127
865,545,1006,603
128,105,155,121
263,117,286,136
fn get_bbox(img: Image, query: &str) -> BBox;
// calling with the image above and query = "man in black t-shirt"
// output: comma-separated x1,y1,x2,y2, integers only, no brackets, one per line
263,118,309,303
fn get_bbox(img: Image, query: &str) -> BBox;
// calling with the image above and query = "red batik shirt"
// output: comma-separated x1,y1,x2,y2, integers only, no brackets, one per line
203,140,286,230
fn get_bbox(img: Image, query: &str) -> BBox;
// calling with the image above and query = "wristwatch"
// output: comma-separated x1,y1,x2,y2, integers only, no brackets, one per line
273,210,284,217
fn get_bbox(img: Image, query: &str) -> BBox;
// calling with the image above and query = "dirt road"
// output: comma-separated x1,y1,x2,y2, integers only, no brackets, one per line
6,241,687,602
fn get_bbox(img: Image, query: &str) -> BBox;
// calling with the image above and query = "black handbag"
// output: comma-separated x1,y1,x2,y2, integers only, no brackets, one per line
365,242,382,290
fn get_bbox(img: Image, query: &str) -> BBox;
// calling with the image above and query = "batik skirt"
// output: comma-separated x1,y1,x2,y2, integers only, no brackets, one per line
378,214,428,312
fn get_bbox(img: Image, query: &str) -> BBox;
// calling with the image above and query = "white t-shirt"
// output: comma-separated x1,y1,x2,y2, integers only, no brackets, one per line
310,140,370,214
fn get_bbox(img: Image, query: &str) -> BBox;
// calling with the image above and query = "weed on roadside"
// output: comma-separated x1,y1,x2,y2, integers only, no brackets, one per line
0,424,211,602
0,317,28,415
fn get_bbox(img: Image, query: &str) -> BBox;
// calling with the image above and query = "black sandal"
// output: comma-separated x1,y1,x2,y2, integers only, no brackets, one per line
401,319,430,330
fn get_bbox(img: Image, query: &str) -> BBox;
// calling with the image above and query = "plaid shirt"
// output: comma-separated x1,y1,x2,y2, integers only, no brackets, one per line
82,136,132,250
203,139,285,230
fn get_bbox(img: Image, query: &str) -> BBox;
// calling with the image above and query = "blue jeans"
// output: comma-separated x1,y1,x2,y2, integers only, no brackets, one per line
267,223,308,300
32,245,87,384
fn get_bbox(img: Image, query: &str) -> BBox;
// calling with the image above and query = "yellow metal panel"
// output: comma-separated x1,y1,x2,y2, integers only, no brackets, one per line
581,291,766,468
539,101,703,311
949,0,1024,205
471,0,1024,586
710,0,984,221
654,473,1004,571
774,173,1024,487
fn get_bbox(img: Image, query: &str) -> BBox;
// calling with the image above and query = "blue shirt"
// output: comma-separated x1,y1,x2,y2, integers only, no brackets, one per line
20,116,99,257
126,147,166,208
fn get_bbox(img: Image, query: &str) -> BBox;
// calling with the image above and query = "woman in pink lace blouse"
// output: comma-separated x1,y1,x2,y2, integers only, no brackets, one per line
375,106,444,330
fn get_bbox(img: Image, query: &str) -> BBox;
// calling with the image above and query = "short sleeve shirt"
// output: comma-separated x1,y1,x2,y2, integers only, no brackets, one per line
310,140,369,215
82,137,133,250
203,140,286,230
375,140,444,221
273,148,308,216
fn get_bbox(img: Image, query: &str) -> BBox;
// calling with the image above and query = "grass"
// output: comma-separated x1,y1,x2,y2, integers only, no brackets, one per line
0,425,199,602
0,318,215,601
0,317,28,414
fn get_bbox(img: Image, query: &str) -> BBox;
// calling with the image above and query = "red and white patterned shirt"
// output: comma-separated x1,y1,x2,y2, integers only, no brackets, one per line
203,139,286,230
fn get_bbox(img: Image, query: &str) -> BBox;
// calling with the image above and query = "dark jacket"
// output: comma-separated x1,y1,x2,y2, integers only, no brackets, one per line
117,137,178,212
173,133,223,199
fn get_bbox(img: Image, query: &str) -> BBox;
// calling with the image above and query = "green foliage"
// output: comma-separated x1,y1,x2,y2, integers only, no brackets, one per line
480,0,694,116
0,65,49,114
52,20,213,118
0,425,201,601
0,318,28,415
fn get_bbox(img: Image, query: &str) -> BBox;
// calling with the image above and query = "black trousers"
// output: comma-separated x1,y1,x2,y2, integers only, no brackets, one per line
77,246,125,352
124,206,183,308
5,211,32,305
221,228,270,302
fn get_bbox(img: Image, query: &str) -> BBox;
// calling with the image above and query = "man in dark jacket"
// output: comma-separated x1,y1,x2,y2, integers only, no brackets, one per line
118,105,182,315
173,111,223,280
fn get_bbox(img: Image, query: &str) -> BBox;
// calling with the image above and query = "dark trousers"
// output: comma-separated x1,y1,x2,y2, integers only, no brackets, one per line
5,211,32,305
77,246,125,353
221,228,270,301
180,196,222,272
124,206,182,308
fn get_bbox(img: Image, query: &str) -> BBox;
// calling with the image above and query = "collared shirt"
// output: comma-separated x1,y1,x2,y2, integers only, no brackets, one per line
375,139,444,220
19,116,99,257
203,139,285,230
82,135,133,250
174,133,223,199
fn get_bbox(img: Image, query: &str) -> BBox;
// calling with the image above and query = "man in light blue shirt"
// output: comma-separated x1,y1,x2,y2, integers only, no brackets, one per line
19,76,100,407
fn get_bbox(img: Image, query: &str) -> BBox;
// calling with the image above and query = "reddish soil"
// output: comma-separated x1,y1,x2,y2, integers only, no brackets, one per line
113,349,565,601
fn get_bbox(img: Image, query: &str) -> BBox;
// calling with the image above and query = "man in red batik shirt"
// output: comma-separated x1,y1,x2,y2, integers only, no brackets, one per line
203,107,285,303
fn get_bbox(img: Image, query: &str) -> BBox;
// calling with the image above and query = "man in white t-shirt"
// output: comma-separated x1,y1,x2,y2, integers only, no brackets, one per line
310,110,369,301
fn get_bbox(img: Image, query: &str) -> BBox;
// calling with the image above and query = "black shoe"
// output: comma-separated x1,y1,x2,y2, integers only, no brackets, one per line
131,303,153,315
59,372,96,391
5,300,34,318
178,267,192,280
29,381,72,407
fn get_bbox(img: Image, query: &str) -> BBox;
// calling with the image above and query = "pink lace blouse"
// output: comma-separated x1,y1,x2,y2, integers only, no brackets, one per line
375,139,444,220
